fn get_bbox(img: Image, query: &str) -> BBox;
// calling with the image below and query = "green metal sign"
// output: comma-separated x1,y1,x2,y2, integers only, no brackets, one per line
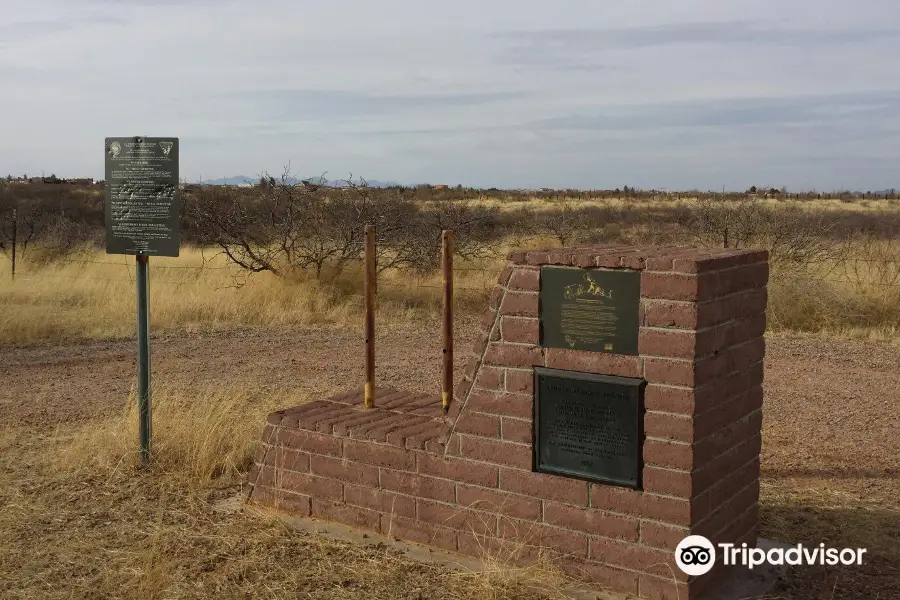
105,136,180,257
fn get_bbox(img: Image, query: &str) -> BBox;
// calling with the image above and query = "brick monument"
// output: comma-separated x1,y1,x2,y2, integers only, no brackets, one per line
245,244,768,599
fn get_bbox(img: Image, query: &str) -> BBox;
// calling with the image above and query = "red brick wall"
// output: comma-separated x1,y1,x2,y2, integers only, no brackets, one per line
246,244,768,600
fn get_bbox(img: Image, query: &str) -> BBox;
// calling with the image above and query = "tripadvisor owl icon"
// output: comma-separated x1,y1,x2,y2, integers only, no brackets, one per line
675,535,716,576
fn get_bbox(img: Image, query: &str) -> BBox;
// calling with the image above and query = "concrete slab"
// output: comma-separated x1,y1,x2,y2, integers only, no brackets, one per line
216,495,788,600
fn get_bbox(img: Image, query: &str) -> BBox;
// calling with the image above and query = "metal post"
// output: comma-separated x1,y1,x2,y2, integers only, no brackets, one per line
10,208,16,280
441,230,454,414
136,254,152,465
364,225,376,408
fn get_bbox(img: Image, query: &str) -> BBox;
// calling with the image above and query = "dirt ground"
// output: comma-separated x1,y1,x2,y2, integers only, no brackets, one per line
1,321,898,599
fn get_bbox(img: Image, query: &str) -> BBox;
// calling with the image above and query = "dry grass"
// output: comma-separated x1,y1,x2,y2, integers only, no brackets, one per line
766,238,900,341
52,384,290,487
0,247,494,344
2,193,899,345
469,194,900,214
1,321,898,598
0,382,579,600
3,231,900,345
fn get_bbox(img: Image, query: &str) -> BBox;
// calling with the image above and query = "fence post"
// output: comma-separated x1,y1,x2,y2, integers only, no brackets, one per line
10,208,16,280
442,230,453,414
364,224,376,408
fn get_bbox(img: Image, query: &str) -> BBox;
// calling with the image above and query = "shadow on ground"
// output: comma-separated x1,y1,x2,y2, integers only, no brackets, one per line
760,489,900,599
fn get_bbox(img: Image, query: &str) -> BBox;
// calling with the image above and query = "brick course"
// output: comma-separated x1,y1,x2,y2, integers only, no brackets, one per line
246,244,767,599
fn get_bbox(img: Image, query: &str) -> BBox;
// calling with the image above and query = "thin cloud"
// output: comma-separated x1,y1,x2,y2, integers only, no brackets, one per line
489,21,900,71
0,15,124,43
222,89,531,121
531,90,900,131
493,21,900,51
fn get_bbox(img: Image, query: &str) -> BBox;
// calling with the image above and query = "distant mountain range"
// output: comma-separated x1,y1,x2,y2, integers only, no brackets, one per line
197,175,404,188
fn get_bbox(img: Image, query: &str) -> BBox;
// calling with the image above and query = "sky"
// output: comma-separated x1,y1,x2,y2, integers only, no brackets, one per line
1,0,899,190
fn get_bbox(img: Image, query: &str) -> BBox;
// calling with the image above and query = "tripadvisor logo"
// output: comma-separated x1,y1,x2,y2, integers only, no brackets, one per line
675,535,716,576
675,535,868,575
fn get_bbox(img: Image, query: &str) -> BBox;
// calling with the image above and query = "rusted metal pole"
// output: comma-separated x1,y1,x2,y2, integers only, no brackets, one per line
441,230,453,414
364,225,376,408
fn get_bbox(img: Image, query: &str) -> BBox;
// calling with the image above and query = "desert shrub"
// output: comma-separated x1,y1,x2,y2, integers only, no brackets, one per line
686,197,846,266
0,182,104,267
21,218,101,265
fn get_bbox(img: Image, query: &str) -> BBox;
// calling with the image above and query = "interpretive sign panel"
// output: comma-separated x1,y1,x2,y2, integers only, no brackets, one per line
105,136,180,256
539,266,640,355
533,367,644,488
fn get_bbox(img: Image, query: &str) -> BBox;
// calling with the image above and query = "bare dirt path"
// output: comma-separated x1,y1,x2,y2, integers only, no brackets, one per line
1,325,899,598
2,325,897,473
762,335,900,481
0,320,481,428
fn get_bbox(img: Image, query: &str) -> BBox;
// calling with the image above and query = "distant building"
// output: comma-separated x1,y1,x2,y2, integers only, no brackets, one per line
433,184,448,190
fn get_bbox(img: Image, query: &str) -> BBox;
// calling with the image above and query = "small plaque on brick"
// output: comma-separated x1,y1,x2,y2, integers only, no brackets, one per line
533,367,644,488
539,266,640,355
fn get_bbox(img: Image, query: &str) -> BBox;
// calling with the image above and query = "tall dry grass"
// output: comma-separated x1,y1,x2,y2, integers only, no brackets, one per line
471,193,900,214
767,237,900,340
0,247,494,344
2,226,899,344
52,383,293,488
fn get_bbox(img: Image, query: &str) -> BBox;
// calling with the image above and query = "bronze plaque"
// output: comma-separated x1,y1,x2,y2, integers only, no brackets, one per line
533,367,644,488
539,266,640,355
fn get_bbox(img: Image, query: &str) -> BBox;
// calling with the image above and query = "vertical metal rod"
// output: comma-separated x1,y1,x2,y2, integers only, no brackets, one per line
136,254,152,465
364,225,376,408
441,230,454,414
10,208,16,280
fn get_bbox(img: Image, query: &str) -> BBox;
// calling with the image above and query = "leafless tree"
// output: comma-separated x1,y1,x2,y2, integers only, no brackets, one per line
385,194,500,273
189,169,405,278
188,178,291,274
188,168,506,279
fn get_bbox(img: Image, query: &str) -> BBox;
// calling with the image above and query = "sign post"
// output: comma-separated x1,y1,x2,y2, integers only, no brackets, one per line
136,254,151,464
104,136,180,466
